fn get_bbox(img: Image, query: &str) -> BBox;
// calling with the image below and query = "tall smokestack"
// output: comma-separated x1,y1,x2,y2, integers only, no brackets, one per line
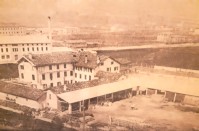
48,16,52,45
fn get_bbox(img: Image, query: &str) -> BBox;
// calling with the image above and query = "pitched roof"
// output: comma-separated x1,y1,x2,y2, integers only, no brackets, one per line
21,52,78,67
75,51,98,69
0,81,44,101
99,55,109,62
0,35,50,44
114,58,132,65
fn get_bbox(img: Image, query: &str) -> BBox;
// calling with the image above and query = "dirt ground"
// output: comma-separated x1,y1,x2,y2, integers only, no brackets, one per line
90,95,199,131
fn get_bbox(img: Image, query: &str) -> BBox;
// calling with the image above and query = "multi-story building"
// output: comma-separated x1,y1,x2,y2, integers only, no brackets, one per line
0,26,26,36
17,51,120,90
0,35,52,64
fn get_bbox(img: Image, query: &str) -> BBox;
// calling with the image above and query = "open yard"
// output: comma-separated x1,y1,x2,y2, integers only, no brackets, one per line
90,95,199,131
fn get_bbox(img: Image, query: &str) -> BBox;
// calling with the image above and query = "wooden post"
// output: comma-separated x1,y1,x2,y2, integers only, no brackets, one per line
68,103,72,114
155,90,158,95
79,101,82,112
97,97,98,105
173,93,177,102
146,89,148,95
111,93,114,102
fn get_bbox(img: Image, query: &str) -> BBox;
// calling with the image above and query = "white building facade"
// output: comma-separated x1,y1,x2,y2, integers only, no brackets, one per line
17,52,121,90
0,35,52,64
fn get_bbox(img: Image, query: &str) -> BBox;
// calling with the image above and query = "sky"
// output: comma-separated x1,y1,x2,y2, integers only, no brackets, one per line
0,0,199,27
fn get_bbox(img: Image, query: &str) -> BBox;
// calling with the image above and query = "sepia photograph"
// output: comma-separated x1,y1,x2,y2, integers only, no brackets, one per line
0,0,199,130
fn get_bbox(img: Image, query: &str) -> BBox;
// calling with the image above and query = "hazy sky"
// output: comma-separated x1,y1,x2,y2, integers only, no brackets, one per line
0,0,199,27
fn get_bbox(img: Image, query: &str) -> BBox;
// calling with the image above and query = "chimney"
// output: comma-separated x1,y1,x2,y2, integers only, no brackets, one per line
85,55,88,63
48,16,52,45
97,56,100,64
28,53,32,59
63,85,67,91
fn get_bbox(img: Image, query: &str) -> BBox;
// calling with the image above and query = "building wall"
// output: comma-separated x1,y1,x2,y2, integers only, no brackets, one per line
0,43,51,64
18,60,39,88
0,26,25,36
37,63,74,89
98,58,120,73
74,67,95,82
44,90,58,109
0,92,41,109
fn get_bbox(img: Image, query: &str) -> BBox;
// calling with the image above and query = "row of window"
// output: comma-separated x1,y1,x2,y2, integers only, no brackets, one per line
75,73,92,80
49,64,67,70
22,43,48,46
0,47,48,53
22,46,48,52
0,31,23,34
75,67,92,73
42,71,73,80
44,80,74,88
107,66,119,72
1,55,10,59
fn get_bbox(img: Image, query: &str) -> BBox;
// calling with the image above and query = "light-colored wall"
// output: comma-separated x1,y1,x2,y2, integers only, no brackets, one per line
0,92,41,109
98,58,120,73
44,90,58,109
37,63,74,89
74,67,95,82
0,43,51,64
18,60,39,88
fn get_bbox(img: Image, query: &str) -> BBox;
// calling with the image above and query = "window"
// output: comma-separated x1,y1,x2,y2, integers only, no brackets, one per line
70,71,73,76
41,47,43,51
57,65,59,69
42,74,45,80
57,82,61,86
37,47,39,51
107,68,109,72
20,65,24,69
75,73,77,78
21,73,24,79
64,71,67,76
23,48,25,51
50,73,53,80
1,48,3,52
64,64,66,68
80,74,82,79
101,62,104,66
46,47,48,51
49,65,52,70
6,55,10,59
1,55,5,59
6,48,8,52
85,75,87,80
71,80,73,84
50,83,53,87
43,84,47,89
32,75,35,80
89,75,91,80
111,61,114,65
57,72,60,78
32,47,34,51
27,48,29,51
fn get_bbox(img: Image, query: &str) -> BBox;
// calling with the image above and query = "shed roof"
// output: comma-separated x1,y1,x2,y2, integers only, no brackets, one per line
58,78,133,103
0,81,44,101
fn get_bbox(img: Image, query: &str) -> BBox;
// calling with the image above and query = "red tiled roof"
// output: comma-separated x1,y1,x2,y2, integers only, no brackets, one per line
0,81,44,101
75,51,98,69
21,52,78,66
